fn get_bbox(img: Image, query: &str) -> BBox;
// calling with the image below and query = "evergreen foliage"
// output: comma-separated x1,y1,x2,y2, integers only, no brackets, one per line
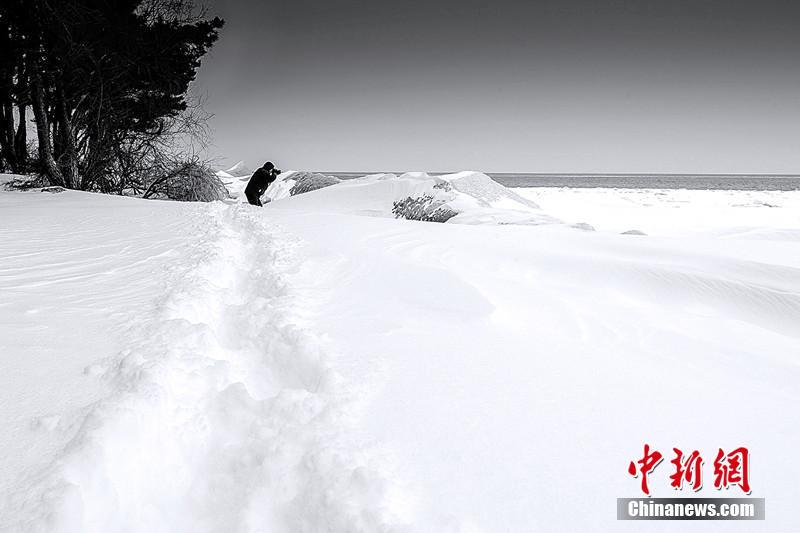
0,0,223,194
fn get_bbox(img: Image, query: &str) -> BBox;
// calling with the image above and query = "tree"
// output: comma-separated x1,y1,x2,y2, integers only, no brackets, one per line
0,0,30,174
0,0,223,190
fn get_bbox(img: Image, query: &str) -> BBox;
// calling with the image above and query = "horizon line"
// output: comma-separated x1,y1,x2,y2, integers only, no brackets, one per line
314,171,800,178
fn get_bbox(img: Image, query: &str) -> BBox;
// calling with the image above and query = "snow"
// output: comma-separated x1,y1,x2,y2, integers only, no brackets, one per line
517,186,800,239
1,190,404,531
264,171,558,226
225,161,254,178
215,163,260,199
0,190,207,504
1,178,799,532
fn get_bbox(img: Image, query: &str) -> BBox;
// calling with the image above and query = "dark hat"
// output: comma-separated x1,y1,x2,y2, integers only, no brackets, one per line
263,161,274,170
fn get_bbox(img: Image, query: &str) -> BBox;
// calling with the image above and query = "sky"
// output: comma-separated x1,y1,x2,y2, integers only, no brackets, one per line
195,0,800,173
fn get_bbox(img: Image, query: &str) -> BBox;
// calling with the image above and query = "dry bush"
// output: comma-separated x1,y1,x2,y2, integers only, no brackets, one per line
392,194,458,223
289,172,341,196
143,159,228,202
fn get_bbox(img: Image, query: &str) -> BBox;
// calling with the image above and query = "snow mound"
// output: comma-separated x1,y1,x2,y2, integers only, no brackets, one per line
445,170,540,210
266,171,559,226
225,161,253,177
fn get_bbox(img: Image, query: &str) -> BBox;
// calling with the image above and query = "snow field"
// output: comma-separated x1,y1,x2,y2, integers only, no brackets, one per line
0,189,206,497
518,187,800,238
2,174,800,532
2,201,407,532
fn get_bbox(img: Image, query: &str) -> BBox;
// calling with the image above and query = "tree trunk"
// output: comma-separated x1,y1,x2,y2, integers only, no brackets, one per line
0,89,17,171
14,53,29,172
55,83,80,189
14,102,27,170
30,62,64,187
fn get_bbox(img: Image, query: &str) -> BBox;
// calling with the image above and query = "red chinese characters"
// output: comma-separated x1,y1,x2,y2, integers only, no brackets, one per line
669,448,703,491
628,444,663,496
713,447,751,494
628,445,750,495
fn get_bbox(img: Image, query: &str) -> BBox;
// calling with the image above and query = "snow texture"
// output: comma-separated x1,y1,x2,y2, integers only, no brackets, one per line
1,178,800,532
0,192,405,532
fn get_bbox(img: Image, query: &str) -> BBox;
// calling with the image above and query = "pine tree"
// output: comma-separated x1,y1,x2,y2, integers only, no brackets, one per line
0,0,223,189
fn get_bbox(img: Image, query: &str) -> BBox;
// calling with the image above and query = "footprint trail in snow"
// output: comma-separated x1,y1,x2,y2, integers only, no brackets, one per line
3,204,406,533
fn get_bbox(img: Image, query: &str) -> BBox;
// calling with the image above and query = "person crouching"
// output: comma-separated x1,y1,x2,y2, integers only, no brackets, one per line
244,162,281,206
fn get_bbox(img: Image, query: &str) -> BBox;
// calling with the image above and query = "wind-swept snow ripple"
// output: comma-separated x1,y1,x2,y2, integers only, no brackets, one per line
2,204,406,533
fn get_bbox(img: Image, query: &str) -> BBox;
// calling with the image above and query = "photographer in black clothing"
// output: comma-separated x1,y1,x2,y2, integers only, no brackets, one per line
244,162,281,206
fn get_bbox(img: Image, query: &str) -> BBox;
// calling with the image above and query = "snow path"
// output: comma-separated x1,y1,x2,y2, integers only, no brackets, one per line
3,204,404,532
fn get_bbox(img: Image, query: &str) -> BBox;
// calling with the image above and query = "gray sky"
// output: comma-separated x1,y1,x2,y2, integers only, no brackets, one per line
195,0,800,173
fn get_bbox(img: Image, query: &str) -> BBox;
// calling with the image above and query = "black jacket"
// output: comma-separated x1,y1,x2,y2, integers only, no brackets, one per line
244,168,276,206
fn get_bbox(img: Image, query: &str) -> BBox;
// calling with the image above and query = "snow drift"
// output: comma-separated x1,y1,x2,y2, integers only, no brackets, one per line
225,161,253,178
263,171,559,225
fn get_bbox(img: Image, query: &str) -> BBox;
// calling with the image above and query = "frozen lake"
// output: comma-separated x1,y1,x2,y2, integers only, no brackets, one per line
329,172,800,191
